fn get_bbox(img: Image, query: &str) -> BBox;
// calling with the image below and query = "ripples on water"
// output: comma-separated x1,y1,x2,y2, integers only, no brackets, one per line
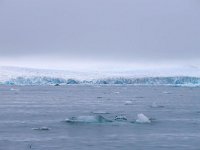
0,85,200,150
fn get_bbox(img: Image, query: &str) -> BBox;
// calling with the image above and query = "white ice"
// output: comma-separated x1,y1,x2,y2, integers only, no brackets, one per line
136,113,151,123
124,100,133,105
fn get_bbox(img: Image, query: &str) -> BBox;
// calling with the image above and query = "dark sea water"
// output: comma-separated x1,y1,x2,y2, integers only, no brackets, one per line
0,85,200,150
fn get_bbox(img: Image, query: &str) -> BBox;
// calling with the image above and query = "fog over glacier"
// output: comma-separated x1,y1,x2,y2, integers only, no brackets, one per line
0,0,200,71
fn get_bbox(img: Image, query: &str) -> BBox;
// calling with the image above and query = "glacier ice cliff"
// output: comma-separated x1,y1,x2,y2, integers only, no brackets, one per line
1,66,200,86
1,76,200,86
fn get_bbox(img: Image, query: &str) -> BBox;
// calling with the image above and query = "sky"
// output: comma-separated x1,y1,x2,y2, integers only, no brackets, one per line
0,0,200,70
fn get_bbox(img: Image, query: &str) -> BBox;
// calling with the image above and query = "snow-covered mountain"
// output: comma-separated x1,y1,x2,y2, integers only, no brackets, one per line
0,66,200,86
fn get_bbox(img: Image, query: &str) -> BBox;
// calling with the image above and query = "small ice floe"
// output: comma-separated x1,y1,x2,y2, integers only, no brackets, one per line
114,115,127,121
114,92,120,94
124,100,133,105
150,102,164,108
162,91,171,94
10,88,20,91
91,111,110,114
65,115,112,123
135,113,151,123
32,127,50,131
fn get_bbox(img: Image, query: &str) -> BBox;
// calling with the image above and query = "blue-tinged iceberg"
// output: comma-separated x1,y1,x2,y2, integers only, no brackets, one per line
65,115,112,123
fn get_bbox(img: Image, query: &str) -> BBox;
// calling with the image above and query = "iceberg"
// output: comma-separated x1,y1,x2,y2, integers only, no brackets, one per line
135,113,151,123
65,115,112,123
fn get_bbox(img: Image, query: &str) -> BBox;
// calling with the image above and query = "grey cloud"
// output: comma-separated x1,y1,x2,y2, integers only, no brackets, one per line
0,0,200,64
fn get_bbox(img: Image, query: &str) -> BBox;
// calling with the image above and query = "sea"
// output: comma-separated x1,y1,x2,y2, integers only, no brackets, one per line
0,85,200,150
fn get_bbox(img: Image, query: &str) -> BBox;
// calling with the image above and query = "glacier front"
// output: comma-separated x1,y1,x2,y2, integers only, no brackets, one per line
0,66,200,86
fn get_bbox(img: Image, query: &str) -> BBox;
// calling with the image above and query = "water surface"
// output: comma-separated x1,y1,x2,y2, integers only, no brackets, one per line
0,85,200,150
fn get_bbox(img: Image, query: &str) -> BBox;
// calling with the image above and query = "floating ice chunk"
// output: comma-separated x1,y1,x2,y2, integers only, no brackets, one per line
162,91,171,94
136,113,151,123
114,92,120,94
114,115,127,121
125,100,133,105
91,111,110,114
150,102,164,108
65,115,112,123
32,127,50,131
10,88,20,91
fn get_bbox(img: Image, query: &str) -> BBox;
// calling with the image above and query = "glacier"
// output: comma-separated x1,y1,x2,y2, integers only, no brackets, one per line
1,76,200,86
0,66,200,86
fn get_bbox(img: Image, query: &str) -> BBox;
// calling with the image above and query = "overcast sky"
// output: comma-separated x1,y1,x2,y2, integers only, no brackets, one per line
0,0,200,70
